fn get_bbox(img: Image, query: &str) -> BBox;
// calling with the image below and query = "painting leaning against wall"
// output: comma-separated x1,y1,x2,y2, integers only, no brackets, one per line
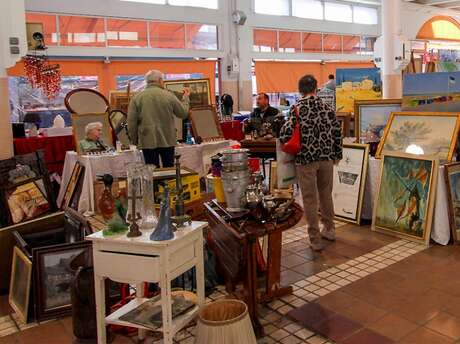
372,152,438,245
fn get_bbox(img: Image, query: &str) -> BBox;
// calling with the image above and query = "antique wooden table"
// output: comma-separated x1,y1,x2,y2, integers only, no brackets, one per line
86,221,207,344
204,200,303,336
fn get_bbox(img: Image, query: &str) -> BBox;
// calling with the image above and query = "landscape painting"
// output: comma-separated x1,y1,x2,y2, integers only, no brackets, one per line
373,153,438,244
376,112,460,163
164,79,211,108
332,144,369,224
354,99,401,143
336,68,382,113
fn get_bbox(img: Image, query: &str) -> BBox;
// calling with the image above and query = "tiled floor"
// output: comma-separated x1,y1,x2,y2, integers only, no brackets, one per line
0,222,457,344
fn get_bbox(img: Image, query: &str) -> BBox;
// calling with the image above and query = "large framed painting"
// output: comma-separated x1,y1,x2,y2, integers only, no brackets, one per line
332,143,369,224
354,99,402,143
163,79,211,108
372,152,438,245
9,246,32,323
376,112,460,163
444,163,460,243
71,113,114,154
33,241,92,321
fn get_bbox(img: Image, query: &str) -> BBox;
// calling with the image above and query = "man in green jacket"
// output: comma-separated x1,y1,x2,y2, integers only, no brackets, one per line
128,70,190,167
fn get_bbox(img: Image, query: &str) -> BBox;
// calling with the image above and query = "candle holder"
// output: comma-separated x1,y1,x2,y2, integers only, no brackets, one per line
171,155,192,228
126,164,143,238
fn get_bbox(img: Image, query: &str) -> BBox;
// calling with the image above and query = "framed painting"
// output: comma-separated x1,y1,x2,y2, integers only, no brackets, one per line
71,113,114,154
9,246,32,323
376,111,460,163
163,79,211,108
354,99,402,143
109,90,136,114
332,143,369,224
189,106,223,142
34,241,92,321
444,163,460,243
61,162,84,209
372,152,438,245
6,179,50,225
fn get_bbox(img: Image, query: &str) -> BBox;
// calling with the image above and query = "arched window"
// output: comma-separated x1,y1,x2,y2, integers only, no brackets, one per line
417,16,460,41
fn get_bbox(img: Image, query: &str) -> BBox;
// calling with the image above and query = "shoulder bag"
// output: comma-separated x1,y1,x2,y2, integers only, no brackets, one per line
281,106,301,155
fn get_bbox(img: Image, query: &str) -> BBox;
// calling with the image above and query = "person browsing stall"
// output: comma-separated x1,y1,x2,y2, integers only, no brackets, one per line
79,122,109,153
245,93,279,137
280,75,342,252
128,70,190,167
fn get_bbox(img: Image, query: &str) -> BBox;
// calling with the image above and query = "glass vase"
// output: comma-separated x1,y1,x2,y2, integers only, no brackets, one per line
140,165,158,229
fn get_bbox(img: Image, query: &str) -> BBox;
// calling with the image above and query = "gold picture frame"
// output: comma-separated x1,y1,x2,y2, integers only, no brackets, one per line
353,99,402,143
375,111,460,163
71,113,114,154
163,79,211,108
372,152,438,245
9,246,32,323
333,143,369,225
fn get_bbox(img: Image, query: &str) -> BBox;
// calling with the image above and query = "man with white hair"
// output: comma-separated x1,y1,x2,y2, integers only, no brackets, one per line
79,121,109,153
128,69,190,167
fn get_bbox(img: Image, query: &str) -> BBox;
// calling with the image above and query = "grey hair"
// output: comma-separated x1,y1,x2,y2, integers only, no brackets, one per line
145,70,163,84
85,122,103,135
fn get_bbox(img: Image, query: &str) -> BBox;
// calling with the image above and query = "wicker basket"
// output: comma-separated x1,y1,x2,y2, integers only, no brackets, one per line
195,299,256,344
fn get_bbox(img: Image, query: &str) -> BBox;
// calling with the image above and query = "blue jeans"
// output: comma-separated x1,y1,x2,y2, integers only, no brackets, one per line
142,147,175,168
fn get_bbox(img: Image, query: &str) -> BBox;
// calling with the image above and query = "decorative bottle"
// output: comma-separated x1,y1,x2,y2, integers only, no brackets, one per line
98,174,115,220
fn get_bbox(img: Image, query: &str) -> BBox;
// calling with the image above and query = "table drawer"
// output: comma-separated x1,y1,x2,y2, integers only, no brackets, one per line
94,250,160,283
170,244,195,272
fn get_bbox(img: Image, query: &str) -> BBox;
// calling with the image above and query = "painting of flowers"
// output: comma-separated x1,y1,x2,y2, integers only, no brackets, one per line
376,112,460,163
372,153,438,244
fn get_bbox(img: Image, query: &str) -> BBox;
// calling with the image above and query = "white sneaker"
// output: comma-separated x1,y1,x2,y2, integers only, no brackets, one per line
321,229,336,241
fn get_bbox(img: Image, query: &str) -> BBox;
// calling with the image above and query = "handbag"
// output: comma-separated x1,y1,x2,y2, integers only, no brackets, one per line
281,106,301,155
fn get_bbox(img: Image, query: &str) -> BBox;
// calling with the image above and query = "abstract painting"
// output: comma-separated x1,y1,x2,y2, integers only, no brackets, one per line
164,79,211,108
335,68,382,113
376,112,460,163
9,247,32,323
332,143,369,224
444,163,460,243
354,99,402,143
372,152,438,245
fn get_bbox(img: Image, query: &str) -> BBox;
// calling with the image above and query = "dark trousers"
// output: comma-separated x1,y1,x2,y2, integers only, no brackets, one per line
142,147,175,168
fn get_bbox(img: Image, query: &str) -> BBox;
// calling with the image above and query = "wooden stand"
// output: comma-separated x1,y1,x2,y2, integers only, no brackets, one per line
204,200,302,337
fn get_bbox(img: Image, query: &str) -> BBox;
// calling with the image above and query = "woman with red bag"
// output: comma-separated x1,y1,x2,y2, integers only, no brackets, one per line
280,75,343,252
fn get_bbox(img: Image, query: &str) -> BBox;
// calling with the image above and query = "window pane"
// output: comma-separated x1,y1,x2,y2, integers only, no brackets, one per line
360,36,376,54
150,22,185,49
292,0,323,20
186,24,218,50
59,16,106,46
169,0,218,9
343,35,361,54
324,2,352,23
107,19,148,47
302,32,322,53
279,31,301,53
254,0,289,16
323,34,342,53
353,6,378,25
253,29,277,52
26,12,58,46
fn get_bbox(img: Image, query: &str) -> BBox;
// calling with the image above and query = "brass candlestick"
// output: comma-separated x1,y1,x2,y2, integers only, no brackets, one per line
171,155,192,228
127,177,142,237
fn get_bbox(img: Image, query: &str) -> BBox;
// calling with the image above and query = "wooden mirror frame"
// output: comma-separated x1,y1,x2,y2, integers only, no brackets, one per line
189,106,223,142
65,88,109,114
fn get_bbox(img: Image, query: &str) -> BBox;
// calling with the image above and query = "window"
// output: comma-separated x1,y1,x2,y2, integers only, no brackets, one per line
106,19,148,47
59,16,106,46
279,31,301,53
302,32,322,53
360,36,376,54
254,0,289,16
353,6,378,25
150,22,185,49
169,0,217,9
323,34,342,53
186,24,218,50
343,35,361,54
292,0,323,20
324,2,352,23
25,13,58,46
253,29,277,52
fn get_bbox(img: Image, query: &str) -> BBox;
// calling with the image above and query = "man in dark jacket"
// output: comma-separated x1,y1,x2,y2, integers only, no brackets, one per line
245,93,279,137
280,75,342,251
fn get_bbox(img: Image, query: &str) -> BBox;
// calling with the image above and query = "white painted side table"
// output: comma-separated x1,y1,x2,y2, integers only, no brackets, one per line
86,221,207,344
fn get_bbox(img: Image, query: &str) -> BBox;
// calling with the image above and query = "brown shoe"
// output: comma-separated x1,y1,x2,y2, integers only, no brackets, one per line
310,238,325,252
